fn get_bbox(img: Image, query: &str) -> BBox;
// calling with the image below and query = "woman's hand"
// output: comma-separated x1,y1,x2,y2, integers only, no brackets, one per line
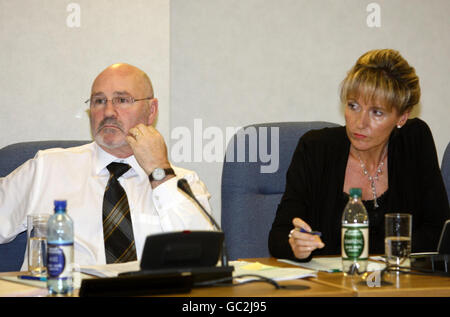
288,217,325,259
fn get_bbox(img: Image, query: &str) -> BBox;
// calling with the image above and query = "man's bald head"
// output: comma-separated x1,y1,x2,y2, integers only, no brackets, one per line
88,63,158,157
91,63,154,98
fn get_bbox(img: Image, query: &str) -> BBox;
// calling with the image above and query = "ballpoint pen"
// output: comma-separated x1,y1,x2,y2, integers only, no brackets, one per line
17,275,47,282
298,227,322,237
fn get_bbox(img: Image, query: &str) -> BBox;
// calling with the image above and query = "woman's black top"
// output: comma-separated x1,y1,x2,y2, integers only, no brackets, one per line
268,118,450,261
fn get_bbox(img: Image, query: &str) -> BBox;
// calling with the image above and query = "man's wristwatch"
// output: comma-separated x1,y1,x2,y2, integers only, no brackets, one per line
149,167,175,182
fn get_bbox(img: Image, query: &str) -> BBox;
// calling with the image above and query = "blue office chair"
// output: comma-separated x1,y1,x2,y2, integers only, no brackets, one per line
0,140,89,272
442,141,450,205
221,121,340,260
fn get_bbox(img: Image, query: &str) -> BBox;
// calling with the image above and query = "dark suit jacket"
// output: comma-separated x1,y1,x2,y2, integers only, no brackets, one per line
268,118,450,261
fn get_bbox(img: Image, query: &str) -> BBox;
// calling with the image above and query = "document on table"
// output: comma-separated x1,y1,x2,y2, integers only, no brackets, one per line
0,271,91,293
0,261,139,295
80,261,140,277
278,257,386,272
230,261,317,283
80,260,317,283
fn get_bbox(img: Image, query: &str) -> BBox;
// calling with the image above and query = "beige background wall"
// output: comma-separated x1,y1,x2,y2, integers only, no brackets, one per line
170,0,450,221
1,1,449,222
0,0,170,146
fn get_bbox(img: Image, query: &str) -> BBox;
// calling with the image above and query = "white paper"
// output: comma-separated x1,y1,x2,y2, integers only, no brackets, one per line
78,260,317,284
278,257,385,272
230,260,317,283
0,271,91,293
80,261,140,278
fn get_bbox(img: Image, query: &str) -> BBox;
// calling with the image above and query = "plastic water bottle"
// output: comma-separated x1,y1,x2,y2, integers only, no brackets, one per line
47,200,74,296
341,188,369,274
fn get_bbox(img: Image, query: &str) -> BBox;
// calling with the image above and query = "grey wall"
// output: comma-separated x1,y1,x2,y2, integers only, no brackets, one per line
1,1,449,224
170,0,450,222
0,0,170,146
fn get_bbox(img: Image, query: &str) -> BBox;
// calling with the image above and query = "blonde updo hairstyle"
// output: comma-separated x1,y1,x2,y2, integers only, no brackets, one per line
340,49,420,115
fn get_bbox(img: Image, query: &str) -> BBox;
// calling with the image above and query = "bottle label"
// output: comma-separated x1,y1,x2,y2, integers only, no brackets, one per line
341,225,368,260
47,242,73,279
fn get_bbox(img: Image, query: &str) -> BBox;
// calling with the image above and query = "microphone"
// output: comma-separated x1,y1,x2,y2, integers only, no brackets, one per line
177,178,229,267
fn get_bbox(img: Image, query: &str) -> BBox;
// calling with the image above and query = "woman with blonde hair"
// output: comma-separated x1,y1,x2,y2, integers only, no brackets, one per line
269,49,450,261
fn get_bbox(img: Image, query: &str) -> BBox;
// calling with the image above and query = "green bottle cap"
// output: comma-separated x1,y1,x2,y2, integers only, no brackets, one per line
349,188,362,198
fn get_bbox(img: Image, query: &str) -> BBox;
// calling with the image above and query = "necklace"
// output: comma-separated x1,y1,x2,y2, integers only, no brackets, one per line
355,146,388,208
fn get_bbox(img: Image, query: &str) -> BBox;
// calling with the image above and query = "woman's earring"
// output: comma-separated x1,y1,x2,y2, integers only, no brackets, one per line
397,125,401,129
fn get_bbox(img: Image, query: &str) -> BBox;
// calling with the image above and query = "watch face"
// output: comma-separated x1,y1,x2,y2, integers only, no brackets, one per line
152,168,165,181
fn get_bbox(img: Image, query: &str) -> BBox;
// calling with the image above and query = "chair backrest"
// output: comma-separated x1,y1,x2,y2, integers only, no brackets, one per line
0,140,89,272
221,121,339,260
442,141,450,205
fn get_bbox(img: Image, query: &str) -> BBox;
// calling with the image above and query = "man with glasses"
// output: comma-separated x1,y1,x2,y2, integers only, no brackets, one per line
88,63,172,182
0,63,214,268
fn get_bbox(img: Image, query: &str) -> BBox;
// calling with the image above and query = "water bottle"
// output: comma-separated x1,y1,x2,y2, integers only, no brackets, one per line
47,200,74,296
341,188,369,274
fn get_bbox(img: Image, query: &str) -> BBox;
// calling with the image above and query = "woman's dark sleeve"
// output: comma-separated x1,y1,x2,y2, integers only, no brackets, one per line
412,120,450,252
268,136,314,261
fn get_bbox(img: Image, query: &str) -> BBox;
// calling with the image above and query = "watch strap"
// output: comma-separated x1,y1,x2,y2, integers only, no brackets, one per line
149,168,175,182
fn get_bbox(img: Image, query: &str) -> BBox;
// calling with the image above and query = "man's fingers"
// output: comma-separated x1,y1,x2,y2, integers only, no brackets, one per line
128,127,140,138
125,135,137,146
134,124,148,136
131,124,161,140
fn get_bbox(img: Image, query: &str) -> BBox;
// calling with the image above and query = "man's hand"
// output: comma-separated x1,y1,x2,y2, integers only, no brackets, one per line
126,124,171,175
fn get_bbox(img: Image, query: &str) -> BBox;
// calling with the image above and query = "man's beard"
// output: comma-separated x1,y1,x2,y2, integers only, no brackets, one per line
92,117,128,149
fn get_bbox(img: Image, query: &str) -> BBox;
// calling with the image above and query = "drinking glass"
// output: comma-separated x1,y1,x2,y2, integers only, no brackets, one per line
27,214,50,276
384,213,412,269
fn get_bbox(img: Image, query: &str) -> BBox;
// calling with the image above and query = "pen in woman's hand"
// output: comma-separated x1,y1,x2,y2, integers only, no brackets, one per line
297,227,322,237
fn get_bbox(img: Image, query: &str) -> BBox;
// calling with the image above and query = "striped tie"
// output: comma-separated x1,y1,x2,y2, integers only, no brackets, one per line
102,162,137,264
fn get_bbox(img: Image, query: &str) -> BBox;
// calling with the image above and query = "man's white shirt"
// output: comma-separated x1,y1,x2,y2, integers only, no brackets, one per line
0,142,214,269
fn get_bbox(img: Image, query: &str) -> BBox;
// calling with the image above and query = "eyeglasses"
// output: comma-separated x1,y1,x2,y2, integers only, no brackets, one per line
85,96,153,109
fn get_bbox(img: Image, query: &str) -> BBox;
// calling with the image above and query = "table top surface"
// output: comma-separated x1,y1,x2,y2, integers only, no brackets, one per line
257,257,450,297
1,257,450,297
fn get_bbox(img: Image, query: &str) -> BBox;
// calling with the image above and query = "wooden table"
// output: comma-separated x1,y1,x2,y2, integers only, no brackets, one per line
167,278,354,297
313,269,450,297
1,257,450,297
0,270,354,298
252,257,450,297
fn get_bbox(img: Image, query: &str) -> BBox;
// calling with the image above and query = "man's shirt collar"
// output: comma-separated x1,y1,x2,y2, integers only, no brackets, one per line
93,143,147,181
